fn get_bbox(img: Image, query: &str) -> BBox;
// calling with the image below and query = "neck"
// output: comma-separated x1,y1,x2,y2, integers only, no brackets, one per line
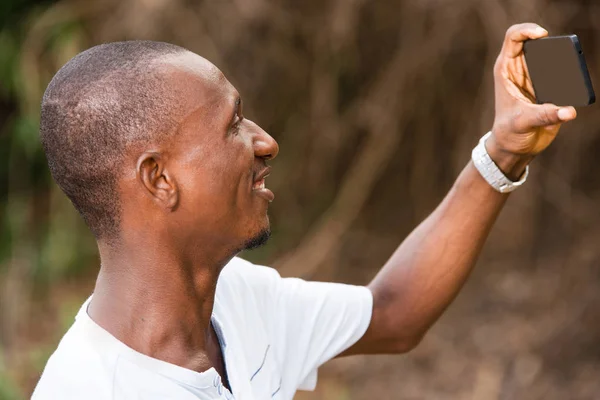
88,232,234,373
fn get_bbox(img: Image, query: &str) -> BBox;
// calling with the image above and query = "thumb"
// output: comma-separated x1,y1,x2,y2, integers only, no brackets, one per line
513,104,577,131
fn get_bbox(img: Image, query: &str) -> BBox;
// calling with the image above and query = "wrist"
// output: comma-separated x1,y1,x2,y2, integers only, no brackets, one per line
485,134,533,181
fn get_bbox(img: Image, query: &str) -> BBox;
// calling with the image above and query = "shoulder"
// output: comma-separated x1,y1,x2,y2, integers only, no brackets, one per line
219,256,280,283
215,256,281,314
216,256,282,300
32,322,114,399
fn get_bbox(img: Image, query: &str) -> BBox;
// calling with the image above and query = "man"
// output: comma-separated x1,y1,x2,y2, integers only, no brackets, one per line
32,23,576,399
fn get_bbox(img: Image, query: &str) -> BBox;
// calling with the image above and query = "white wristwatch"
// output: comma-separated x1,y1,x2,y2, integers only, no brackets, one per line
471,131,529,193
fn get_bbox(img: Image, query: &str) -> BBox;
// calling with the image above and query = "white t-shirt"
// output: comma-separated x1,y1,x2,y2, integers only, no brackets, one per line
32,257,373,399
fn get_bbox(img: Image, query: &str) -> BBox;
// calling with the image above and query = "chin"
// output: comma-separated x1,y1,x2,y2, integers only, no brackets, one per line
242,227,271,250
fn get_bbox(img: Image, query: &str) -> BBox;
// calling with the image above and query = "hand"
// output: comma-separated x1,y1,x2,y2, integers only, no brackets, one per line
486,23,577,180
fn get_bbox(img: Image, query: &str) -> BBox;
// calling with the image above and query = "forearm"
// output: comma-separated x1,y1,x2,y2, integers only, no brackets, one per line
343,23,577,357
366,158,516,352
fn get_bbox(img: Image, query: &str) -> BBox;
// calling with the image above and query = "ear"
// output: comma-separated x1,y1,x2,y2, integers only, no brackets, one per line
137,152,178,210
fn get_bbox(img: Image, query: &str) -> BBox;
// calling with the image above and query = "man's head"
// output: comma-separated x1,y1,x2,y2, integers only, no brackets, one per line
40,41,279,254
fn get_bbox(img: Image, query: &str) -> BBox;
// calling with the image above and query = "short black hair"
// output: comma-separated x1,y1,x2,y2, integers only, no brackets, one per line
40,41,188,239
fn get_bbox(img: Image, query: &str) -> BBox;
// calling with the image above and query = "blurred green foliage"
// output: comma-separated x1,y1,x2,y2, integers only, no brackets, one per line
0,0,96,286
0,2,98,397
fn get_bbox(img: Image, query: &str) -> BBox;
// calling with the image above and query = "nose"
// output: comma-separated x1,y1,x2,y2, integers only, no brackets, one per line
250,120,279,161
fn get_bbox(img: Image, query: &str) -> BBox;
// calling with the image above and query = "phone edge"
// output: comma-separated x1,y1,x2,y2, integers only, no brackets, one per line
570,35,596,105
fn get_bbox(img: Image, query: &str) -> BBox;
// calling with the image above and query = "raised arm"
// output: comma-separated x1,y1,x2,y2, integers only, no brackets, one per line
344,23,577,355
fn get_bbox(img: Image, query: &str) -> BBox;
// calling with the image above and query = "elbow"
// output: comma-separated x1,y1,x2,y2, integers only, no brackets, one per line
371,325,426,354
368,286,430,354
375,308,429,353
387,331,426,354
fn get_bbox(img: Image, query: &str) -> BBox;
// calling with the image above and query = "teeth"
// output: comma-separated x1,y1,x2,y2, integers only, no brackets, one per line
253,179,265,190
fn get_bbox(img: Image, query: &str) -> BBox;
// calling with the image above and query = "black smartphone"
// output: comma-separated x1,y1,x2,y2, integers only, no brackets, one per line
523,35,595,107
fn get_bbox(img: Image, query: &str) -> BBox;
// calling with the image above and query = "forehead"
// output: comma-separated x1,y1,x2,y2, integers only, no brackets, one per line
158,52,237,122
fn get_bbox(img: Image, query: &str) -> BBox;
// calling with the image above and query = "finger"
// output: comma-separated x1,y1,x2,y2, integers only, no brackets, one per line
557,106,577,121
502,23,548,59
512,104,576,131
518,57,536,101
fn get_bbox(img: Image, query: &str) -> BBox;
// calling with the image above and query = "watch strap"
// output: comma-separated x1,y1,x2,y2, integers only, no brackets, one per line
471,131,529,193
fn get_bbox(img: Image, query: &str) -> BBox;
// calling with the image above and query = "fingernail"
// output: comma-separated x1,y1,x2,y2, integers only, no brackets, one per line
557,108,572,120
536,27,548,35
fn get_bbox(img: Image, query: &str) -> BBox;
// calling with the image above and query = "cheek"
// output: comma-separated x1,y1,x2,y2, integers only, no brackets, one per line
180,152,251,217
176,130,256,219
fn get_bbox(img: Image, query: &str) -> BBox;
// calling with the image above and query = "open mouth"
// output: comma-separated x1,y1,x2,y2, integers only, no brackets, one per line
252,166,271,189
252,179,266,190
252,167,274,202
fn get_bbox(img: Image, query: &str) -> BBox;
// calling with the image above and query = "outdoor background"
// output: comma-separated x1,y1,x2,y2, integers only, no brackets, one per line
1,0,600,399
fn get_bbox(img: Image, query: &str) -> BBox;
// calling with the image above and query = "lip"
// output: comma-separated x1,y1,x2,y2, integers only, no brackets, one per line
254,166,271,183
254,187,275,202
252,166,274,202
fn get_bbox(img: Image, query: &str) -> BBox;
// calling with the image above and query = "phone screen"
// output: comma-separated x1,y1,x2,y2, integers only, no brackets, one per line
523,35,595,107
